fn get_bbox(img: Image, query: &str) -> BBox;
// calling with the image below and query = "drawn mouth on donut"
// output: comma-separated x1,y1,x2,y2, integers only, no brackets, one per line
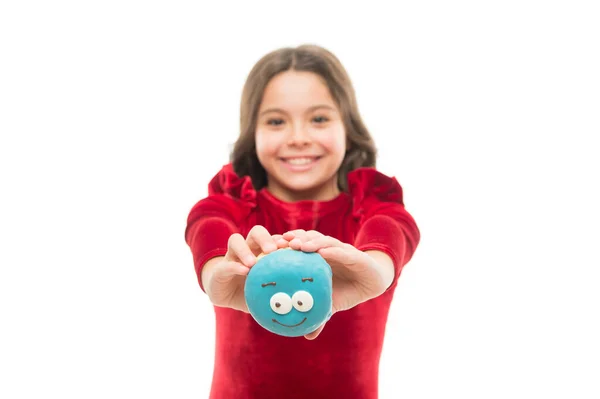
272,317,307,327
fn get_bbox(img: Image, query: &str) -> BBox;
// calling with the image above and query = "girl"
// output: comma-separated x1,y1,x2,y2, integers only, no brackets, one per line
185,44,420,399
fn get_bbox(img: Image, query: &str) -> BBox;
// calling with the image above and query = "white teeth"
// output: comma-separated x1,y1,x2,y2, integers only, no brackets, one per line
285,158,315,165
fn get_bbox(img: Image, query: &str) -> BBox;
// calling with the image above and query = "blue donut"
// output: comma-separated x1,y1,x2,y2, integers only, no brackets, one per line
244,249,333,337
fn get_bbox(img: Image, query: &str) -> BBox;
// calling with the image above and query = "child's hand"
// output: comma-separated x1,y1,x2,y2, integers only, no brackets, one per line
206,226,280,312
282,230,389,339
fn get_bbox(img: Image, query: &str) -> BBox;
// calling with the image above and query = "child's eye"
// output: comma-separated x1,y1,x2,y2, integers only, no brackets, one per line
267,119,284,126
312,116,329,123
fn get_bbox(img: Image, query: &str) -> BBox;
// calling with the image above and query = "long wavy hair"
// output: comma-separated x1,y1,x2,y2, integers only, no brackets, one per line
230,44,377,192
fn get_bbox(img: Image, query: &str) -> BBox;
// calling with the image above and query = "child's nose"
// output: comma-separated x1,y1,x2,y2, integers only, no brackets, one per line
287,124,311,146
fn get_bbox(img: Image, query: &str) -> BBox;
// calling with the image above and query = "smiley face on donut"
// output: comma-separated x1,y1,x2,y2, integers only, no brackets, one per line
244,249,333,337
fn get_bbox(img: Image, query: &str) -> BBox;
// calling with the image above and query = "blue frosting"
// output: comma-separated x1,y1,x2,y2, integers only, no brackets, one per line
244,249,333,337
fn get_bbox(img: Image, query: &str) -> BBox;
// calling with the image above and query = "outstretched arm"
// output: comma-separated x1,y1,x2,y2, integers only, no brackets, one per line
363,250,395,290
354,208,420,290
280,204,419,339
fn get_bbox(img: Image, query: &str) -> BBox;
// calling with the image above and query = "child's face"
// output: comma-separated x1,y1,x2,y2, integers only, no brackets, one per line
255,70,346,202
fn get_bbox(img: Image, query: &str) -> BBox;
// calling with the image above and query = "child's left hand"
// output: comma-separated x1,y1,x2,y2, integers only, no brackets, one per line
281,229,390,340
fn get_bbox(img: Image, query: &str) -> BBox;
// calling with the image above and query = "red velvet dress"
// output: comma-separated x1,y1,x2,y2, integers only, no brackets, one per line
185,164,420,399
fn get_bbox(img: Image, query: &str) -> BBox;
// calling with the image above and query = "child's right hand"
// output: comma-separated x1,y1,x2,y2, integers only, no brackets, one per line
204,226,284,312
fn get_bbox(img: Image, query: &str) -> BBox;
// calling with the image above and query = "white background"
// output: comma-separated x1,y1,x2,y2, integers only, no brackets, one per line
1,1,599,398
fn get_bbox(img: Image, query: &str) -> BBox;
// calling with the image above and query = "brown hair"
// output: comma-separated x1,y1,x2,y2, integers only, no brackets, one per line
230,44,377,192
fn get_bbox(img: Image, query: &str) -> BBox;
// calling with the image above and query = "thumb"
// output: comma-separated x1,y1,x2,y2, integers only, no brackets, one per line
304,304,338,340
304,322,327,340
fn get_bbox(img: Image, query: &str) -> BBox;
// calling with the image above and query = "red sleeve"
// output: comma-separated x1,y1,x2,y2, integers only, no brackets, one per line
349,168,421,288
185,196,241,292
354,202,420,287
184,164,257,292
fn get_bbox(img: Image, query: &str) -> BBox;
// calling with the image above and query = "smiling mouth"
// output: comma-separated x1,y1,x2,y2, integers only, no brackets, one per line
280,157,321,165
272,317,307,328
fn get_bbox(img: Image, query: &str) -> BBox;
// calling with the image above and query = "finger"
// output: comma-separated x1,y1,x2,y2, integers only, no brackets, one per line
227,233,256,267
274,237,290,249
246,225,278,256
306,230,324,240
282,229,306,241
302,236,344,252
317,246,357,266
288,238,304,251
284,230,322,241
288,230,323,250
270,234,288,248
253,235,289,260
304,323,326,340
